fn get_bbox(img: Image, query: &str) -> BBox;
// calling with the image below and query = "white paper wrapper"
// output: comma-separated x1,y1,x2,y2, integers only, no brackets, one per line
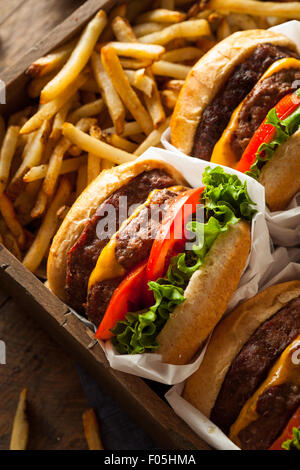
165,246,300,449
96,147,273,384
161,21,300,248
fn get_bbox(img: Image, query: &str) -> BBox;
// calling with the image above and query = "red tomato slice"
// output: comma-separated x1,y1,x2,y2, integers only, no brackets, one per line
236,90,300,173
269,406,300,450
146,187,204,285
95,260,147,341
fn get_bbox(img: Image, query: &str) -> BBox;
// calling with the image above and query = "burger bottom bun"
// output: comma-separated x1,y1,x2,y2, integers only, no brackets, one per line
183,280,300,418
157,220,251,365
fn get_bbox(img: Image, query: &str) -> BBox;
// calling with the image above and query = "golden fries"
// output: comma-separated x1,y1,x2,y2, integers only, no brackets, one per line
26,39,77,78
133,22,165,38
41,11,107,103
162,46,203,62
139,19,210,45
69,99,104,123
87,126,102,184
63,123,136,164
0,192,25,248
82,409,104,450
151,60,191,79
91,52,125,135
108,42,165,60
0,126,20,193
136,8,186,24
124,69,154,97
208,0,300,19
21,73,88,134
23,177,72,272
101,46,153,134
134,117,171,156
24,156,85,183
112,16,137,42
10,389,29,451
144,70,166,128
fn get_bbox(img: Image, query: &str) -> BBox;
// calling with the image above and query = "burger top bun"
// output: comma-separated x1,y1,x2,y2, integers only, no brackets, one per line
183,280,300,417
170,30,297,155
47,157,186,302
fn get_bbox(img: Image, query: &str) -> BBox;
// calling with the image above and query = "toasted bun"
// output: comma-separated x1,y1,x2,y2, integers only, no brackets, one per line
170,30,296,155
183,280,300,417
47,157,186,301
157,220,251,365
259,128,300,211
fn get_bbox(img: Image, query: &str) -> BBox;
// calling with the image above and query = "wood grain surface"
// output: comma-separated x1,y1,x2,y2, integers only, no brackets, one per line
0,0,85,72
0,0,91,451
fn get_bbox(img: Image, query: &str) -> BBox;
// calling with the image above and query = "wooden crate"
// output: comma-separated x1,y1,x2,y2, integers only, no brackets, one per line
0,0,210,450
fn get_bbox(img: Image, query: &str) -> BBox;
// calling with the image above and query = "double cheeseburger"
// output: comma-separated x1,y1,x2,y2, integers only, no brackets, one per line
47,158,255,364
171,30,300,211
184,281,300,450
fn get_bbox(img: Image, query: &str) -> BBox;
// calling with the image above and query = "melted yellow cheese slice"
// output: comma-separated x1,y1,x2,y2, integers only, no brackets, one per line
211,58,300,168
229,335,300,447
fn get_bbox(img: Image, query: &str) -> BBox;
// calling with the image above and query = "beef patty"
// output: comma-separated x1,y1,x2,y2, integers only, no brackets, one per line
86,187,184,326
192,44,299,161
238,383,300,450
65,170,177,313
231,67,300,158
211,295,300,433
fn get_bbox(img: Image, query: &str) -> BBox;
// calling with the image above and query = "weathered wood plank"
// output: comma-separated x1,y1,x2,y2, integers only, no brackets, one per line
0,0,85,71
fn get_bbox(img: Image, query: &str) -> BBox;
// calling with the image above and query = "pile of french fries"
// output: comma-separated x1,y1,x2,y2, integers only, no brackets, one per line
0,0,298,275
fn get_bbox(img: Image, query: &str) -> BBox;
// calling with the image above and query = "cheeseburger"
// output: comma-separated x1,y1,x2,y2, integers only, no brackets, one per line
47,158,255,364
171,30,300,211
184,281,300,450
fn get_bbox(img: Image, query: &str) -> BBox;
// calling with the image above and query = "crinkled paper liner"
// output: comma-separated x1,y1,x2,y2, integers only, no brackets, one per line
161,20,300,249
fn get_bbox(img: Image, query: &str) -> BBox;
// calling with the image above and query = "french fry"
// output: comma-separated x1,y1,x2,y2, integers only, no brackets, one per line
0,115,5,147
139,19,210,45
103,121,143,137
24,156,85,182
119,57,152,69
0,126,20,193
163,79,184,92
216,17,231,41
133,22,165,38
112,16,137,42
50,98,75,140
9,389,29,451
30,190,48,219
227,13,257,31
91,52,125,135
42,137,71,197
69,99,104,123
27,72,56,99
144,70,166,128
0,193,25,248
101,46,153,135
124,69,154,97
20,73,88,134
208,0,300,19
26,38,77,78
87,127,102,184
161,89,179,109
151,60,191,79
108,42,165,60
101,3,127,42
162,46,203,62
134,117,171,156
136,9,186,24
82,409,104,451
105,134,137,152
62,123,136,164
68,117,98,157
41,11,107,103
23,177,72,272
10,120,50,195
76,163,88,198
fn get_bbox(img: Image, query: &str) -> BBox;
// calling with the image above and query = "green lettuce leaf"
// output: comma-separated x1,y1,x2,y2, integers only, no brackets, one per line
111,167,256,355
282,427,300,451
246,92,300,179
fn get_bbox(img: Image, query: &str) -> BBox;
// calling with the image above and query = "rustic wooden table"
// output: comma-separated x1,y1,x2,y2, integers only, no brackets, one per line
0,0,92,451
